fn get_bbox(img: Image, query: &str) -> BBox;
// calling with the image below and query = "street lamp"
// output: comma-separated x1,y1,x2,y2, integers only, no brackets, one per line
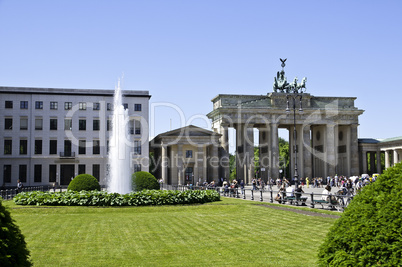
286,93,303,188
273,58,307,188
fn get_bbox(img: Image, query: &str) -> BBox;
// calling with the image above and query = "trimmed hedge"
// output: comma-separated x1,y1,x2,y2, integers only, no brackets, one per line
67,174,101,192
318,162,402,266
14,190,220,206
0,199,32,266
132,171,160,191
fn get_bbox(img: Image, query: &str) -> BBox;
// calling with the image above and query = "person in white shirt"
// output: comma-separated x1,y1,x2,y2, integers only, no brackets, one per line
286,185,294,197
322,185,332,201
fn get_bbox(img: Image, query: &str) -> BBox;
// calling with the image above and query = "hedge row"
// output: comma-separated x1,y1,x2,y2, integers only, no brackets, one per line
318,162,402,266
13,190,220,206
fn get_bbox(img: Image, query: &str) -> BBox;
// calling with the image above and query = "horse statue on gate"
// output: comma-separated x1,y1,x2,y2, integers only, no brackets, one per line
297,77,307,92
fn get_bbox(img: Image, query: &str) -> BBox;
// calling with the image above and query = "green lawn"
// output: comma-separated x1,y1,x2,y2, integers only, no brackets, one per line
5,198,336,266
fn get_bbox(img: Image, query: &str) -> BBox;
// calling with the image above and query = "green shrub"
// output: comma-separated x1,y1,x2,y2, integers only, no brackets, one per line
67,174,100,192
132,171,160,191
318,162,402,266
14,190,221,206
0,199,32,266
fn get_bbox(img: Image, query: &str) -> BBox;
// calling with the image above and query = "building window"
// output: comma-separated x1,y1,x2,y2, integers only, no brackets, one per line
49,140,57,155
50,102,58,110
123,103,128,110
20,140,28,155
4,140,12,155
34,164,42,183
134,164,141,173
20,101,28,109
93,102,100,110
5,101,13,109
35,140,42,154
64,119,72,130
134,104,142,111
107,103,112,111
79,119,86,130
134,140,141,155
35,118,43,130
186,150,193,158
135,121,141,135
35,101,43,109
50,119,58,130
79,140,86,155
19,165,27,183
64,140,72,157
20,117,28,130
49,165,57,183
107,120,111,131
93,140,100,155
5,118,12,130
93,164,100,181
3,165,11,183
78,164,86,175
64,102,72,110
93,119,100,131
79,102,87,110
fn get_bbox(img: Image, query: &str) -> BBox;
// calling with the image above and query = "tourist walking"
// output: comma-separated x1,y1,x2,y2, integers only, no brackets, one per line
17,179,23,193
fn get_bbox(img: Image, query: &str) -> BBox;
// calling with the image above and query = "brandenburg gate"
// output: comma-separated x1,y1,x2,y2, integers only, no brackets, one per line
207,59,364,184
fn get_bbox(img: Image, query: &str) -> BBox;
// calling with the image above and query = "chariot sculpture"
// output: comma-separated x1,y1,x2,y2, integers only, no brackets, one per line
273,58,307,94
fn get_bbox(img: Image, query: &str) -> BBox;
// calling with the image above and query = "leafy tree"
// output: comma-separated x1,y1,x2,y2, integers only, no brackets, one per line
229,153,236,180
0,199,32,266
318,162,402,266
279,137,289,178
254,146,259,176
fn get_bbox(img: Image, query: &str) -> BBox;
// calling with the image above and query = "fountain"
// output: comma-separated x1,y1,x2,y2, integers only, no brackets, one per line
107,80,132,194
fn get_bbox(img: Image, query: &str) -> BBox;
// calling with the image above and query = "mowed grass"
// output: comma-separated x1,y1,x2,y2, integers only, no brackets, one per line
4,198,335,266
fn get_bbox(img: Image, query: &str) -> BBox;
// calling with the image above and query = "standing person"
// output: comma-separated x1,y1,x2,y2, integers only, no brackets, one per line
260,179,265,191
306,177,310,188
17,179,23,193
252,178,257,190
240,180,245,194
276,178,281,189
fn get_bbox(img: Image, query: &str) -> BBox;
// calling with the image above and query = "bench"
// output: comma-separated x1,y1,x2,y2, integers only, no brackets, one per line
310,194,337,210
280,192,308,206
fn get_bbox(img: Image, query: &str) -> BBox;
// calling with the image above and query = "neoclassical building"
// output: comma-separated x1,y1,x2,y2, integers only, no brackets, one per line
359,136,402,175
207,63,364,184
150,125,221,185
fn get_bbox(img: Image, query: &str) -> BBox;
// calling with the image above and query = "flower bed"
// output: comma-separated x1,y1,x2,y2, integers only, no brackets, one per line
13,189,220,206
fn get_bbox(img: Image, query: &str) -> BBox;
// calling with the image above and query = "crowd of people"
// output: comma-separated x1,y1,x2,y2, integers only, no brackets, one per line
186,174,377,199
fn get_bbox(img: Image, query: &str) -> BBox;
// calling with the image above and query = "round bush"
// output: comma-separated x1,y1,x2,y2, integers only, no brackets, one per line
132,171,160,191
0,199,32,266
318,162,402,266
67,174,100,192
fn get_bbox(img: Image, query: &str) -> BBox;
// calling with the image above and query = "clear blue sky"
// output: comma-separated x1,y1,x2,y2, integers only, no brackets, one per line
1,0,401,147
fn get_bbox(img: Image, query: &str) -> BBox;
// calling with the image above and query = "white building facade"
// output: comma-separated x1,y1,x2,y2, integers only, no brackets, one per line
0,86,150,188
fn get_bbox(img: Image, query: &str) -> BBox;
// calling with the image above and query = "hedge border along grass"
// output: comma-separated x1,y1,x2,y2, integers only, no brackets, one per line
0,198,32,266
13,190,220,206
318,162,402,266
